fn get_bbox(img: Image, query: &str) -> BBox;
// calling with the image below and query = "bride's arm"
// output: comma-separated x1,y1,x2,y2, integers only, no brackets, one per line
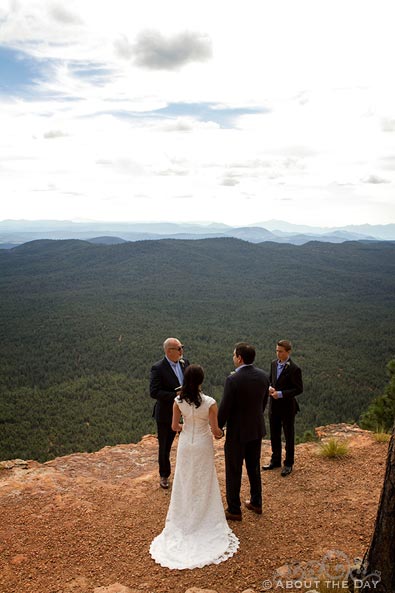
171,401,183,432
209,403,224,439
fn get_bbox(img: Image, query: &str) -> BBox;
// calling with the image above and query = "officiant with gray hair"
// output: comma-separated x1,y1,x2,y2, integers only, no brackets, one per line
149,337,190,489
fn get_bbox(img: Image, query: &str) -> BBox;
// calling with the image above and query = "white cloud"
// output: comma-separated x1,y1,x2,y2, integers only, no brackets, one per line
48,5,83,25
0,0,395,226
363,175,390,185
114,35,134,60
132,29,212,71
381,118,395,132
156,168,189,177
43,130,68,139
221,175,240,187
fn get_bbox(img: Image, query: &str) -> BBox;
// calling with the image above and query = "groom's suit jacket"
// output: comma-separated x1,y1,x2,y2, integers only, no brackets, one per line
268,358,303,417
150,357,190,423
218,365,269,442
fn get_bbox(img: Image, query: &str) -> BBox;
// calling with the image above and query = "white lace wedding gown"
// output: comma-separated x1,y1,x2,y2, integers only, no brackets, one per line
150,394,239,570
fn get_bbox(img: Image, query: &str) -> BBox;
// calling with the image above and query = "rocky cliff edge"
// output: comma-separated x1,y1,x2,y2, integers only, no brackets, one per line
0,425,388,593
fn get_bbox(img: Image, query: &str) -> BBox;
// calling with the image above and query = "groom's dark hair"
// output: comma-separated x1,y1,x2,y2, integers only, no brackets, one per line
235,342,256,365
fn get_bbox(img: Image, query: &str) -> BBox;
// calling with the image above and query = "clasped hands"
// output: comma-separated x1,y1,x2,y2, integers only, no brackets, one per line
269,386,280,399
214,428,225,440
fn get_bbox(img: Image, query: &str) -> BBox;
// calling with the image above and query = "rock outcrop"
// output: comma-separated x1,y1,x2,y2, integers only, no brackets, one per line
0,426,388,593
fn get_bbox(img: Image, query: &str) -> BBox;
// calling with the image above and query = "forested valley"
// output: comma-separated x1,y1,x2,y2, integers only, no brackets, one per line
0,237,394,462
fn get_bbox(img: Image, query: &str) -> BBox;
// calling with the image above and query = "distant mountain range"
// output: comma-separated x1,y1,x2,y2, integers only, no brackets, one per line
0,219,394,248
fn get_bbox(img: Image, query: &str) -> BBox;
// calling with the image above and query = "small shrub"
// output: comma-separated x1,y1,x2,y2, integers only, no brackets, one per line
372,430,390,443
302,429,317,442
296,430,318,445
318,438,350,459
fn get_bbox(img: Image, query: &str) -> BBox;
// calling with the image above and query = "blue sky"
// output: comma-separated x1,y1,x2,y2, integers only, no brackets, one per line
0,0,394,226
0,46,37,88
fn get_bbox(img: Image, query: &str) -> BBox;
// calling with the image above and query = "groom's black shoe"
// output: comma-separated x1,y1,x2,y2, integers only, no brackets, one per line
225,510,242,521
262,462,281,470
281,465,293,477
159,477,169,489
244,500,262,514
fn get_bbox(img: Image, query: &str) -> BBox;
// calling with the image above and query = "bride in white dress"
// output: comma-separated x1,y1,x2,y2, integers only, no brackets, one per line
150,364,239,570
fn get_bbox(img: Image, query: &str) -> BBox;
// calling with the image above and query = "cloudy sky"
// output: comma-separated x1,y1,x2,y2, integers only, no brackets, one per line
1,0,394,227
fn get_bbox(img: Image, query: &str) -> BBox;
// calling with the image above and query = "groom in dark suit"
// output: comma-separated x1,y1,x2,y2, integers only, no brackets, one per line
263,339,303,476
150,337,189,489
218,342,269,520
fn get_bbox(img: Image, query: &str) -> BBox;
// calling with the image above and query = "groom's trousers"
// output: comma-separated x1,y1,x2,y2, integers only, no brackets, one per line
224,437,262,515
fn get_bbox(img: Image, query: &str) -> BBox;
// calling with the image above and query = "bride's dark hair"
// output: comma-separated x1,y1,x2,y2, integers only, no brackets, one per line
179,364,204,408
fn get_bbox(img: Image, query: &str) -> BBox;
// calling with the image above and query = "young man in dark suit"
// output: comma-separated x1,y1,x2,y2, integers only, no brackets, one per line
263,339,303,476
218,342,269,521
150,337,189,489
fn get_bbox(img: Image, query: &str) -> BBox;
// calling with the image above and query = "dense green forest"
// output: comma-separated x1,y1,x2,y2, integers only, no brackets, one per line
0,238,394,462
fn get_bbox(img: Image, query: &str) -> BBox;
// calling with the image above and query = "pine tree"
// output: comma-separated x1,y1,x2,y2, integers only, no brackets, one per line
360,359,395,432
349,422,395,591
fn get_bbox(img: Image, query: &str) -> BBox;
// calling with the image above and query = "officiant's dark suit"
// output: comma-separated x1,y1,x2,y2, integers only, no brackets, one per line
218,343,269,519
265,340,303,475
150,338,189,487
